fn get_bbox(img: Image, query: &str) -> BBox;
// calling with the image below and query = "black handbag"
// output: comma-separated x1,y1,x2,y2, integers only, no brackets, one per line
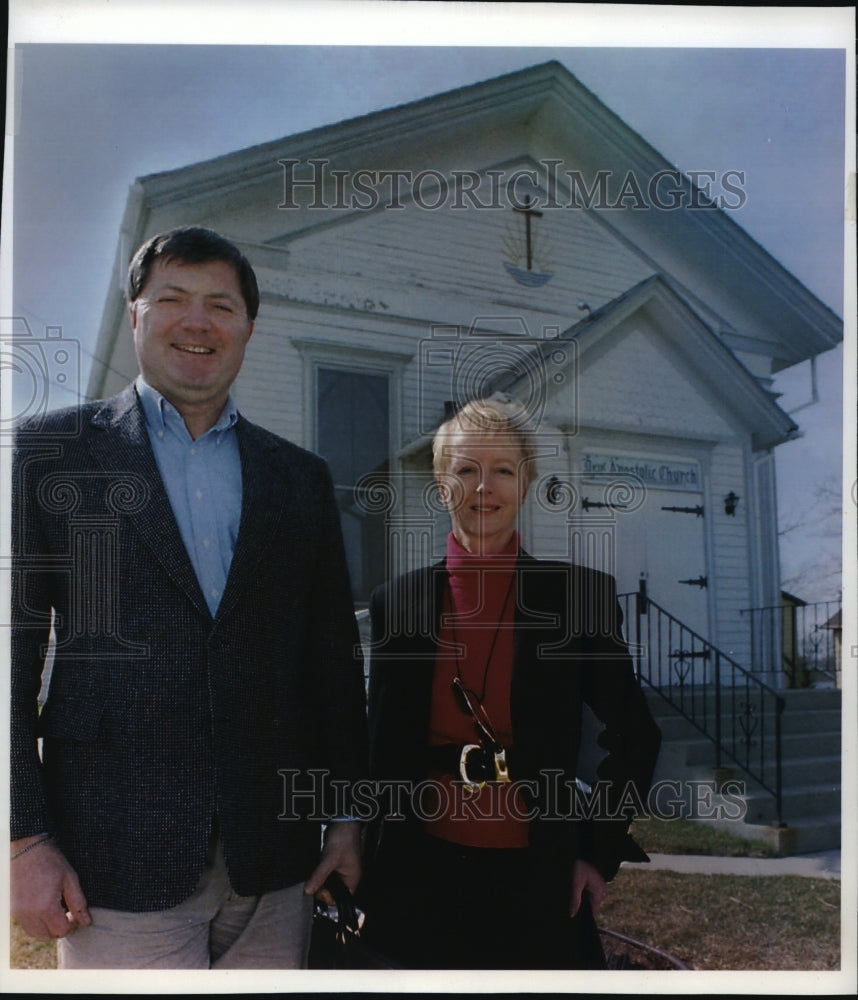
308,872,394,969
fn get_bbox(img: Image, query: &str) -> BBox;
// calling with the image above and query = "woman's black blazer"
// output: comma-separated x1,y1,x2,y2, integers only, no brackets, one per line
366,552,661,881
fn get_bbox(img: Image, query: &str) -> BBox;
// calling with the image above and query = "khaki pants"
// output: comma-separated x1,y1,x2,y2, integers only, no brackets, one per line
57,840,313,969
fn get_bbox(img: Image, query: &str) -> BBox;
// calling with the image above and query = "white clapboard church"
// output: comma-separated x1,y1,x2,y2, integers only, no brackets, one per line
90,62,841,704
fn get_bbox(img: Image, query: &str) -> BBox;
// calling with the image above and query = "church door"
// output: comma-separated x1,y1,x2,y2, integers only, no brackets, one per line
571,478,709,641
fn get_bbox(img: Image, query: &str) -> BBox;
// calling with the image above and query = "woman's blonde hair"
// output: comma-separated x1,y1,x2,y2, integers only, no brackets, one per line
432,395,538,486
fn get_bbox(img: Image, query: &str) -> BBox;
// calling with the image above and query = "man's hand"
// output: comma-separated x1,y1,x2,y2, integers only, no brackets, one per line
11,837,91,940
569,858,607,917
303,821,362,903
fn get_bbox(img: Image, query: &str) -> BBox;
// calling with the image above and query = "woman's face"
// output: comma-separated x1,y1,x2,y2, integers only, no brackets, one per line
437,431,529,555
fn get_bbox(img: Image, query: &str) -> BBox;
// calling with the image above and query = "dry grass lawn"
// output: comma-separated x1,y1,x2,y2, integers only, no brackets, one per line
630,815,779,857
10,922,57,969
598,869,840,971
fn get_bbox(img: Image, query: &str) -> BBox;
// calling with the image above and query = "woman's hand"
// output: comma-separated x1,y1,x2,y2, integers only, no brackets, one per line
569,858,607,917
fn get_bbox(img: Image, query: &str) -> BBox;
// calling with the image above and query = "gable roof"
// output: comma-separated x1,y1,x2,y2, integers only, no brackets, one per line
91,61,841,397
398,274,799,462
500,274,799,452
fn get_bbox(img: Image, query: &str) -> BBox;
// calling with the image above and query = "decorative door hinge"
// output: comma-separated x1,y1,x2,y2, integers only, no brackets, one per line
661,505,704,517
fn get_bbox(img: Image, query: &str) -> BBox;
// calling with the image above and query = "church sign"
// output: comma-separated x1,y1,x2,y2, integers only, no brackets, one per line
580,452,701,493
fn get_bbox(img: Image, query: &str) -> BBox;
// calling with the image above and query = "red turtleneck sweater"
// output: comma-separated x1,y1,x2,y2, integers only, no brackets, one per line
425,532,530,848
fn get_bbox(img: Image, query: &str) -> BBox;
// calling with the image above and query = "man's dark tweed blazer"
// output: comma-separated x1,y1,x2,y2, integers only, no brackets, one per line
365,555,661,882
11,384,369,911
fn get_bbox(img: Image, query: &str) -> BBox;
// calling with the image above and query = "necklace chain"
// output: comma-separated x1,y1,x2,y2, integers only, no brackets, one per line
448,571,515,703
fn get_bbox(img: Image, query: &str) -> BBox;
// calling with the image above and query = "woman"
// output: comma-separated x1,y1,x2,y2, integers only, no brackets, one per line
360,396,660,970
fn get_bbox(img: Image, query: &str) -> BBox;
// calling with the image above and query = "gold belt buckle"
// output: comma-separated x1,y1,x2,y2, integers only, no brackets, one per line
459,743,485,794
494,748,511,783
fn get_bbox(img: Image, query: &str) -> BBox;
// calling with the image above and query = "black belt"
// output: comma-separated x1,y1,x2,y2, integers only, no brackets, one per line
428,743,514,790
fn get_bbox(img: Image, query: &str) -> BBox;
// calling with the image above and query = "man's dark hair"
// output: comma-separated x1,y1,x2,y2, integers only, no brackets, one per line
126,226,260,320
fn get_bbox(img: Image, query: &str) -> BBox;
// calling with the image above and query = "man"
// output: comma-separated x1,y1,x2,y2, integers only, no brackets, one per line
11,226,369,968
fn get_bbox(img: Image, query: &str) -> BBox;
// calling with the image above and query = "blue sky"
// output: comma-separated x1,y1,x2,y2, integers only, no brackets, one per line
4,4,853,600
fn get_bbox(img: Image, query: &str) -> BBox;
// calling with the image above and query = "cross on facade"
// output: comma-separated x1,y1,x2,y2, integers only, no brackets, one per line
513,196,543,270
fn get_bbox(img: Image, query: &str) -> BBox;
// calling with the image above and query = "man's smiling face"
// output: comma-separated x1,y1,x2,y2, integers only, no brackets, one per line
130,257,254,428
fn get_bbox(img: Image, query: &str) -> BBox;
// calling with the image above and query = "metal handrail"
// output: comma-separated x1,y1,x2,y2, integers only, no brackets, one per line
741,599,842,688
621,581,785,826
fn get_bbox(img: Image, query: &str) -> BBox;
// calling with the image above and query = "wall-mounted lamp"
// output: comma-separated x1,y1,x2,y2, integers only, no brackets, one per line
724,491,740,516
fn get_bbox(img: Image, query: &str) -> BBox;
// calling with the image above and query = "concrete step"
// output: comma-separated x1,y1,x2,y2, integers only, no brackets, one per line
778,708,842,736
649,709,841,759
646,699,841,737
780,813,842,854
658,739,839,787
650,759,839,818
780,688,842,710
674,779,839,826
646,687,842,716
739,782,841,824
697,812,842,855
778,754,841,787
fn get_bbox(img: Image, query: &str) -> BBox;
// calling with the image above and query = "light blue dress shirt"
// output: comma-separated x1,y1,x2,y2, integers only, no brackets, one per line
137,377,242,616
